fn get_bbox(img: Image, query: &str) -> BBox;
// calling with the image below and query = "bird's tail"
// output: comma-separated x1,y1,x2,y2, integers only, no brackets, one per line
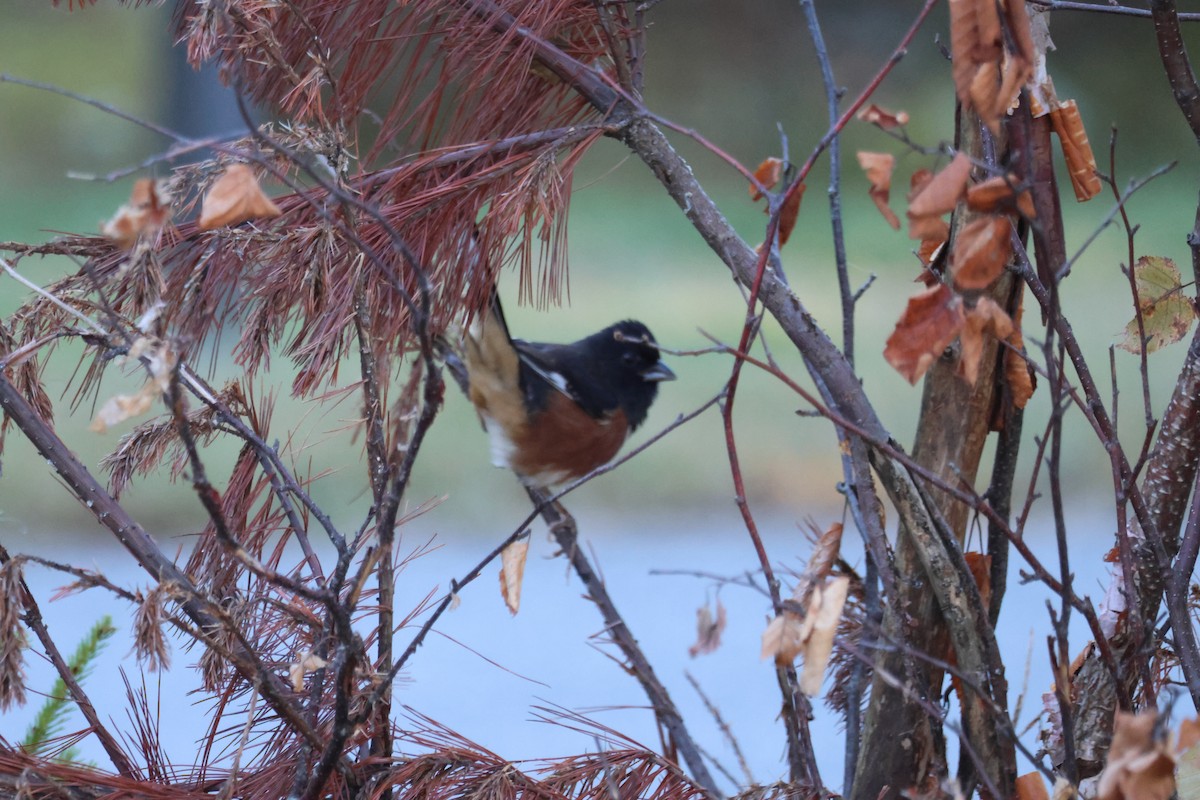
463,290,522,407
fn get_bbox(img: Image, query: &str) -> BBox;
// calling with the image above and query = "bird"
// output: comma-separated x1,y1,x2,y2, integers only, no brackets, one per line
461,294,675,489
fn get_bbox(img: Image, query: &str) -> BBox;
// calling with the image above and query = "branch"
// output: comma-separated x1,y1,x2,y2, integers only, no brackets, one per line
1149,0,1200,142
529,494,719,799
0,371,328,756
0,547,135,777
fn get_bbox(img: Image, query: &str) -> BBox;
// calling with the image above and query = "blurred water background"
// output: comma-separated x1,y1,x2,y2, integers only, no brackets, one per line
0,0,1196,791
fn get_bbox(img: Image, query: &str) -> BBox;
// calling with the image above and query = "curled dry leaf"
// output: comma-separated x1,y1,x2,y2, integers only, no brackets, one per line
1005,0,1036,65
909,153,972,218
90,339,178,433
908,153,972,240
750,156,784,201
1178,718,1200,797
794,521,844,606
994,52,1029,122
760,575,850,696
959,296,1014,386
1005,298,1036,410
917,237,947,271
761,610,806,666
798,576,849,695
1049,100,1102,202
950,0,1002,104
777,181,805,246
967,174,1036,218
909,168,935,199
499,538,529,615
856,103,910,130
856,151,900,230
1015,771,1050,800
949,0,1031,132
951,215,1013,291
1051,777,1076,800
963,551,993,609
1096,711,1176,800
1117,255,1198,355
884,283,966,384
688,598,727,657
90,383,158,433
288,650,329,692
1178,717,1200,753
128,336,177,393
103,178,172,248
910,212,950,243
968,60,1002,131
198,164,283,231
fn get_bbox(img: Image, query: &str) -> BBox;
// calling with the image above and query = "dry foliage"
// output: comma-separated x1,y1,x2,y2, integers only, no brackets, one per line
1117,255,1198,355
856,151,901,230
884,284,965,384
6,2,1200,800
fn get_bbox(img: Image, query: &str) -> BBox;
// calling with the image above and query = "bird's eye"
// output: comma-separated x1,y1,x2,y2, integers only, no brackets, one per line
621,351,638,366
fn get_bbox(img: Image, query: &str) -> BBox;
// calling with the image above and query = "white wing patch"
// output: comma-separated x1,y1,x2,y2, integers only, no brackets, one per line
518,354,573,399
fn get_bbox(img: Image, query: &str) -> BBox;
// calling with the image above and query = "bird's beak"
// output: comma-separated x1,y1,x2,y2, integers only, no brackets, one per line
641,362,676,382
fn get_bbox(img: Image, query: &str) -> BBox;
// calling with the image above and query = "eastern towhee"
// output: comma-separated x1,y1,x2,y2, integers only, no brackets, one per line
462,295,675,489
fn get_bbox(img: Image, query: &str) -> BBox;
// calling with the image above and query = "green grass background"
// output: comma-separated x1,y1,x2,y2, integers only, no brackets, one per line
2,1,1198,539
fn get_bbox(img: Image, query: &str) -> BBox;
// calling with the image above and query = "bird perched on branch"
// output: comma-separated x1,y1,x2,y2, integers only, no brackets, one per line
461,294,675,489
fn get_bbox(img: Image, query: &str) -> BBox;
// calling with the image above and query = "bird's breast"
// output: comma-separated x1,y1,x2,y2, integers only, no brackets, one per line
508,392,629,488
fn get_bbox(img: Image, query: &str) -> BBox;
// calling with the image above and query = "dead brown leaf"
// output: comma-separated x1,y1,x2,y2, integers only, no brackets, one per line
856,103,910,130
689,598,727,657
90,387,157,434
959,296,1014,386
917,237,947,269
967,174,1036,218
750,156,783,200
288,650,328,692
761,611,806,666
909,215,951,243
952,215,1013,290
994,52,1030,123
909,153,973,219
499,538,529,615
1097,711,1176,800
909,168,935,200
762,575,850,697
1178,717,1200,752
798,576,849,696
1116,255,1198,355
778,182,805,246
968,60,1002,132
884,284,966,384
1005,0,1036,65
857,151,900,230
198,164,283,231
908,153,972,240
1049,100,1102,202
102,178,171,248
964,551,992,609
1015,772,1050,800
949,0,1030,132
794,522,844,606
950,0,1003,108
1005,299,1036,410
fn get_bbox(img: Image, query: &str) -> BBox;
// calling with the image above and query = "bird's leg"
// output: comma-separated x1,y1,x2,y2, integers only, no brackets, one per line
524,486,578,559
